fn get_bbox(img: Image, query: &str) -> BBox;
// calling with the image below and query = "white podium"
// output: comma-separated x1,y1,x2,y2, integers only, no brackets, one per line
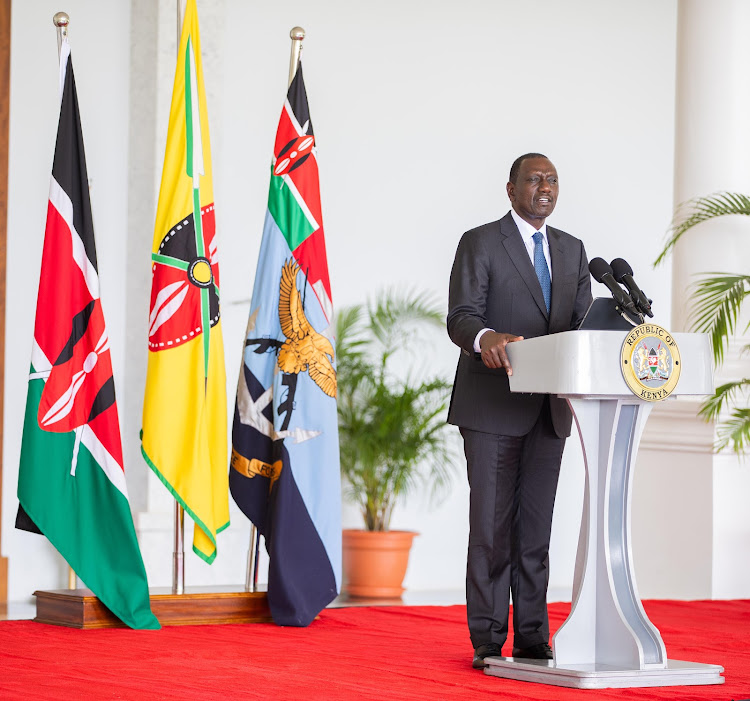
483,330,724,689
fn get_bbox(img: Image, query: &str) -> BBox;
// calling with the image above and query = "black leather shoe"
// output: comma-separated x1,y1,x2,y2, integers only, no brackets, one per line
512,642,553,660
472,643,503,669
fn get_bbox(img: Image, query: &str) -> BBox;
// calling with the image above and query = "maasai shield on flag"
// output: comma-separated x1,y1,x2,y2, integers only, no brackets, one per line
141,0,229,564
230,64,341,626
16,38,159,630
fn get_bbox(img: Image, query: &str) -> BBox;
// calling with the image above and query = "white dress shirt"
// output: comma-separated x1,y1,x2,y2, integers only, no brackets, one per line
473,209,553,352
510,208,552,280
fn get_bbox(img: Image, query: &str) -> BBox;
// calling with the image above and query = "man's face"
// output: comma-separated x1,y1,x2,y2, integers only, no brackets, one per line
506,157,558,228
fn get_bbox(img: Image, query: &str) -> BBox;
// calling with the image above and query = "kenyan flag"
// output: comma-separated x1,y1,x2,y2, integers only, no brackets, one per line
16,38,158,630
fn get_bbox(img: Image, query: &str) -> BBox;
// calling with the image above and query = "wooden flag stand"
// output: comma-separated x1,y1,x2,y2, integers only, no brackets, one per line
33,586,271,629
32,516,271,628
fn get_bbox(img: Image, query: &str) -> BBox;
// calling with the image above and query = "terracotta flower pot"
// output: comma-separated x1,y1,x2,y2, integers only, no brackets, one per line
342,529,417,599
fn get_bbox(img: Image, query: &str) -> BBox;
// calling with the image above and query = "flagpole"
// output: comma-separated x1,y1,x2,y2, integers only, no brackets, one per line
177,0,187,44
54,10,77,592
172,0,188,597
53,12,68,56
245,524,260,592
288,26,305,85
173,505,184,594
244,26,306,594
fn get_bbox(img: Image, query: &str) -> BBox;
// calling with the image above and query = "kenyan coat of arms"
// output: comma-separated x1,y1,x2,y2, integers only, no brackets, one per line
620,323,682,401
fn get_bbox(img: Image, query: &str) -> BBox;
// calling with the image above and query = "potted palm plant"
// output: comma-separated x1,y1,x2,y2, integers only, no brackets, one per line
335,290,456,598
656,192,750,452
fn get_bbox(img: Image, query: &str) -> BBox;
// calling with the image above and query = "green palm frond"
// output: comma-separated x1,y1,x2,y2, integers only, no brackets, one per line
334,304,364,358
715,409,750,454
698,379,750,421
656,192,750,266
367,288,444,356
335,288,456,531
655,190,750,458
690,274,750,365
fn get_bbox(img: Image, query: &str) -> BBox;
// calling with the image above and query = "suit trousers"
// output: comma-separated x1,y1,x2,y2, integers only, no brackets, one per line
461,397,565,650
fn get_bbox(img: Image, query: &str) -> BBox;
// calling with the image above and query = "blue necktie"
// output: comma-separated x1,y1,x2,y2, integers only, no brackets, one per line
533,231,551,312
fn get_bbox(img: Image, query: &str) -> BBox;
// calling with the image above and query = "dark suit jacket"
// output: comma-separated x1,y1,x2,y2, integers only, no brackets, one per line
447,211,592,438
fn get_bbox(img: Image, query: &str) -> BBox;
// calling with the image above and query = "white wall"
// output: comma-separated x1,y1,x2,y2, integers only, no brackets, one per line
217,0,679,595
3,0,681,601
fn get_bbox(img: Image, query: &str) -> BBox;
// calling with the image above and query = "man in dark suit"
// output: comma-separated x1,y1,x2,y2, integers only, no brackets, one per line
447,153,592,667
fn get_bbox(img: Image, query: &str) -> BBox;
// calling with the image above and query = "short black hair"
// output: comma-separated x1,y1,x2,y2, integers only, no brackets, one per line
509,152,548,184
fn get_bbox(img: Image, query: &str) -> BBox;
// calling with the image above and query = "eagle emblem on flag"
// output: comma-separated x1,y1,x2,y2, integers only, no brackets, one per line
277,259,336,398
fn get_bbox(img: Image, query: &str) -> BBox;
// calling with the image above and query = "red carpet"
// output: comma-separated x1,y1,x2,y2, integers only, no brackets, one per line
1,601,749,700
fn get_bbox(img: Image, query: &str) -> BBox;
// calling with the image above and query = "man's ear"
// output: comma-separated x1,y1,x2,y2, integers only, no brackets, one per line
506,181,514,201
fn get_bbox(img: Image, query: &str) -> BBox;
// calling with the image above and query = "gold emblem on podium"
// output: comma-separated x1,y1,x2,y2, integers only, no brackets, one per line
620,323,681,401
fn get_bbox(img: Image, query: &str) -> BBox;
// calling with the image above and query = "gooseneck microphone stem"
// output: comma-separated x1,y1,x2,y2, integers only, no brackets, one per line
610,258,654,318
588,257,643,326
602,271,638,314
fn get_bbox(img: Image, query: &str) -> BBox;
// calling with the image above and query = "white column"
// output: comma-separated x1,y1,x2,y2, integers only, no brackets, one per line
635,0,750,601
672,0,750,330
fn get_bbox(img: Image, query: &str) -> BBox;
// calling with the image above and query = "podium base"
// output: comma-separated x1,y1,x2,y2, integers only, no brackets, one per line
484,657,724,689
33,586,272,628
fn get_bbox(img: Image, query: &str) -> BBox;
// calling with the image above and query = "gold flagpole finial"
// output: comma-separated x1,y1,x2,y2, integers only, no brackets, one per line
52,11,69,28
53,12,69,57
288,26,305,87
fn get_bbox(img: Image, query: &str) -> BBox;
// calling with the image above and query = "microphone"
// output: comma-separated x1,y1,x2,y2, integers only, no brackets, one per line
588,258,639,314
610,258,654,318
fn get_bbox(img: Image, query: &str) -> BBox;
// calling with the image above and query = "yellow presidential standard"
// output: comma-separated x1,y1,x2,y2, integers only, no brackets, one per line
141,0,228,564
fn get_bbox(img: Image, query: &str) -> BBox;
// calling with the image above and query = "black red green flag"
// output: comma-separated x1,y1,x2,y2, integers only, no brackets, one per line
16,38,158,630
